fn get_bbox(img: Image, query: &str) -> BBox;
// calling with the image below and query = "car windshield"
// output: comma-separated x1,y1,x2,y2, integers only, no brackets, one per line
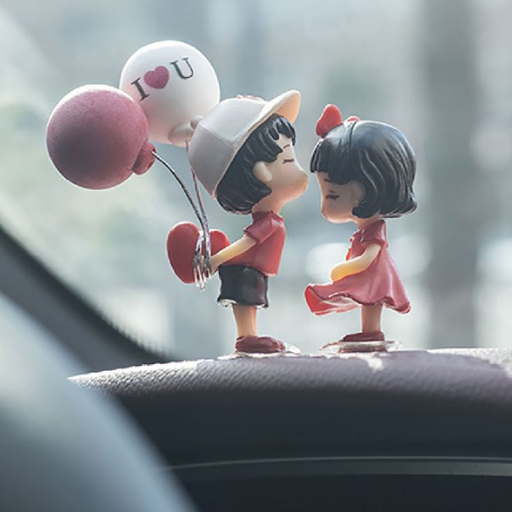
1,0,510,360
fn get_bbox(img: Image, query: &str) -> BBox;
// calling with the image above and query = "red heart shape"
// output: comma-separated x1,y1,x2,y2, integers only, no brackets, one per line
167,222,230,284
144,66,170,89
316,104,343,138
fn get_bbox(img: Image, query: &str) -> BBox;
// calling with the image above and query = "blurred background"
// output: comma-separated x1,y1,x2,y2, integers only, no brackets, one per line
0,0,511,360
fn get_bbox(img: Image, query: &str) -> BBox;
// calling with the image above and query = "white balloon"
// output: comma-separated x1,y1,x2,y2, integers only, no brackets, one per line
120,41,220,147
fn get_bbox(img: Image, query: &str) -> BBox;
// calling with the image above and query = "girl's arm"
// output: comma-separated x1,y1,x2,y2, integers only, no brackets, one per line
330,244,381,281
209,235,256,273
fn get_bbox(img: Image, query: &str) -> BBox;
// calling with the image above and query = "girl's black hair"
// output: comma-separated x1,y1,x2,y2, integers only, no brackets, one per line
216,114,296,214
310,120,417,219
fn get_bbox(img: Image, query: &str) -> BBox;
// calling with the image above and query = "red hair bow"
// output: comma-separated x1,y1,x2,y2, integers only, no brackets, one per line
315,104,360,138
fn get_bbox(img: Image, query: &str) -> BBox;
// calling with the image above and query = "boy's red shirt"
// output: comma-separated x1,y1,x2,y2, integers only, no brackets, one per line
225,211,286,276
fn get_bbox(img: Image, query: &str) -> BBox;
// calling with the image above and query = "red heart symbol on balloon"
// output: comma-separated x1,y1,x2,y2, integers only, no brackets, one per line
167,222,230,284
144,66,170,89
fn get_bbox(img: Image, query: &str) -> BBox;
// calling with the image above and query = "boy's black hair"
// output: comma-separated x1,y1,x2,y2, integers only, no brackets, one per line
216,114,296,214
310,120,417,219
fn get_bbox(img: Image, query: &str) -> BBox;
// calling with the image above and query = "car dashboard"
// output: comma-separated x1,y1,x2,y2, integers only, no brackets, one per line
73,349,512,511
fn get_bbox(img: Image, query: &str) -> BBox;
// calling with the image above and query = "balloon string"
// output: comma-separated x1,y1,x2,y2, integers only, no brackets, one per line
152,150,211,290
187,144,209,229
186,141,212,281
151,151,206,232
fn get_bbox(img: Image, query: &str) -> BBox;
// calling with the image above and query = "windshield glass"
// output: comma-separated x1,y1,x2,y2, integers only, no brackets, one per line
1,0,510,359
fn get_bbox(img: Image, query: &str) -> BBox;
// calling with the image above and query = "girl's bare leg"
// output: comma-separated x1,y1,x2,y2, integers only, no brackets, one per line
233,305,258,337
361,304,383,333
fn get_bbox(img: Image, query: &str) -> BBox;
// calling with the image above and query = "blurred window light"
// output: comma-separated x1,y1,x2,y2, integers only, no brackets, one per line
478,238,512,283
305,243,349,283
391,234,431,279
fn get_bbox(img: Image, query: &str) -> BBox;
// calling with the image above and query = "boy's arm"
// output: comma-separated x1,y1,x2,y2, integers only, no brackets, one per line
210,235,256,273
330,244,381,281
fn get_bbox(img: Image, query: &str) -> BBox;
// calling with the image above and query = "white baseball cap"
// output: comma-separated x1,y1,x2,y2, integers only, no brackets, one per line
188,90,301,197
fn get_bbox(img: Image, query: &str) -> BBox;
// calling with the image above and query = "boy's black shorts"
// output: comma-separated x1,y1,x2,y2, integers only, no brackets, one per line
217,265,269,308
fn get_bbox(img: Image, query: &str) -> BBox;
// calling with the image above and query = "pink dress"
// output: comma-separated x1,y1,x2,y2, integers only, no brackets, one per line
305,220,411,315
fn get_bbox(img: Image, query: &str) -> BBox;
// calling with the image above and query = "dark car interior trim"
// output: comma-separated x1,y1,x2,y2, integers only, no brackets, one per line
0,223,168,371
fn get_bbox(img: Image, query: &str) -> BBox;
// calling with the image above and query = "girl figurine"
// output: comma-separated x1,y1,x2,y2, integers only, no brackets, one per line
304,105,417,351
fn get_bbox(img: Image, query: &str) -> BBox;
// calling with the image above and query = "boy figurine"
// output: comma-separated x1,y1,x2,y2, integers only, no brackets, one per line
188,91,308,354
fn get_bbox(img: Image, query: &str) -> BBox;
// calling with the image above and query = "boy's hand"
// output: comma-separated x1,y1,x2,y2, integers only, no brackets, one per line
209,254,222,274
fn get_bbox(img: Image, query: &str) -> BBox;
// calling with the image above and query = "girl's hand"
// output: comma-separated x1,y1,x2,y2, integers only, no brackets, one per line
330,263,352,281
330,244,382,282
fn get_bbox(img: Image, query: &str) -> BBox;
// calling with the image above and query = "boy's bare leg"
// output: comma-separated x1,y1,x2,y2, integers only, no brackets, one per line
233,305,258,337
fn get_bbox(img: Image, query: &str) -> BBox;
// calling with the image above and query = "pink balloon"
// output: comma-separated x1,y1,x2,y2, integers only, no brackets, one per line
46,85,155,190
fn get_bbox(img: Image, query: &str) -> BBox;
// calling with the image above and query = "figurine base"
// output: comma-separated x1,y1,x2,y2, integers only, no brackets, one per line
236,344,302,358
320,339,402,355
220,342,302,359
